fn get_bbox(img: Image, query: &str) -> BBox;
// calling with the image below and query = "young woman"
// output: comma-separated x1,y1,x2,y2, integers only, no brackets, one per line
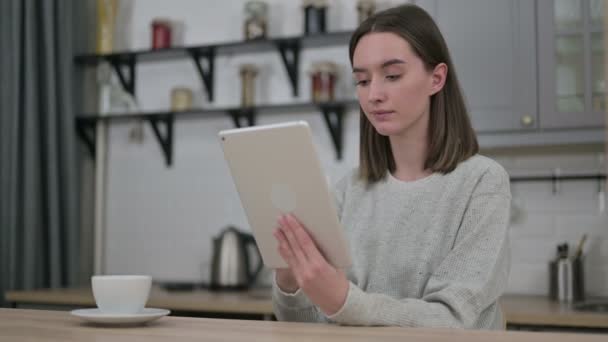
271,4,510,330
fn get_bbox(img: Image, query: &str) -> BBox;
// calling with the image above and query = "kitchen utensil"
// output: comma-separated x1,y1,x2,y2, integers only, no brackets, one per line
574,234,587,258
210,226,263,290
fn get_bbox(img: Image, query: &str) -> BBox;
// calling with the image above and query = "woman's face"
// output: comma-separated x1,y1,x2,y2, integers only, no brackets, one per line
352,32,445,138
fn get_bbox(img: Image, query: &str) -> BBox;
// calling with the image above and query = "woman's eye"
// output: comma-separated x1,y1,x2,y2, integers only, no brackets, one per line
356,80,369,86
386,75,401,81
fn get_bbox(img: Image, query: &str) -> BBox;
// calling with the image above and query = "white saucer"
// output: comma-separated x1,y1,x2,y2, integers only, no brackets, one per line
70,308,170,325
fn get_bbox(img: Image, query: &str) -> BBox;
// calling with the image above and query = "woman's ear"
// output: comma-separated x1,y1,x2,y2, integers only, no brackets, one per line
429,63,448,95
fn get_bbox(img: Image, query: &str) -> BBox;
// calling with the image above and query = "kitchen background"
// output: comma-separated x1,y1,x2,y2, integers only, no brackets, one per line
90,0,608,298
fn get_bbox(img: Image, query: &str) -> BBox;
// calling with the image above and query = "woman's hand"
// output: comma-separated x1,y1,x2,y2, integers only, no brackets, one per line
273,214,349,316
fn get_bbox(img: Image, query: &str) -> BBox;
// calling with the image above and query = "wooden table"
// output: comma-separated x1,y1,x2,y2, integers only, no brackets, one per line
2,308,607,342
6,288,608,330
5,286,274,319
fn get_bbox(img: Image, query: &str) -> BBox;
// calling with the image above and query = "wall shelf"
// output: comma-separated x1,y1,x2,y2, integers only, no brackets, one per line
510,173,606,194
74,31,353,99
75,100,359,166
510,174,606,182
74,31,356,166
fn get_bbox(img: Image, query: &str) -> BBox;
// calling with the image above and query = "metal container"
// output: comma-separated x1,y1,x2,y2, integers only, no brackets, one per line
549,255,585,303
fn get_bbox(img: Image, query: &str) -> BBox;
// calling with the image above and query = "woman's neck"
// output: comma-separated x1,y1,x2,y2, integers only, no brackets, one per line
389,114,431,182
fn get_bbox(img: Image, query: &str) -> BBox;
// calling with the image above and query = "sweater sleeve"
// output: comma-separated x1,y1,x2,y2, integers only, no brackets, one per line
327,167,511,328
271,274,329,323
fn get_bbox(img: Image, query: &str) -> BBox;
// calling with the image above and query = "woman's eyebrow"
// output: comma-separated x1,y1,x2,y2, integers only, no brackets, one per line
381,59,406,68
352,59,406,73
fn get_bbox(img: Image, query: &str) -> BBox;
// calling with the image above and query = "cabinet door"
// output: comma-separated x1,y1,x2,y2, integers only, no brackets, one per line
417,0,538,132
538,0,605,128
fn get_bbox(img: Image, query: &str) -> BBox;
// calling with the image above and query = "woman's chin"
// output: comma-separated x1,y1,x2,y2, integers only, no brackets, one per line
372,122,401,136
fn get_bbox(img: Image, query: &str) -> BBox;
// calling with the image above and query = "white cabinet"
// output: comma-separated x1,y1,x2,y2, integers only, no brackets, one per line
417,0,538,132
538,0,605,128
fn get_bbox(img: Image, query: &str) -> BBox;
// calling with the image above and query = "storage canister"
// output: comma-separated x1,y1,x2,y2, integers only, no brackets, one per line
171,87,194,111
151,19,172,49
240,64,259,107
357,0,376,24
310,61,338,102
303,0,328,35
244,1,268,40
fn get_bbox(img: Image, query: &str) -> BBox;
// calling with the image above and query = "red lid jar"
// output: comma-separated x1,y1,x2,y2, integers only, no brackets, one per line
151,19,172,49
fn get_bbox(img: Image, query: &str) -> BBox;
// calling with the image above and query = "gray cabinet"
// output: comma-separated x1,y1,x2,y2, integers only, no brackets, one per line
417,0,538,132
538,0,605,129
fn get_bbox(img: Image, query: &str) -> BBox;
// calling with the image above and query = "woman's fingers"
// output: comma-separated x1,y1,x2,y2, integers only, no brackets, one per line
284,214,325,262
279,215,310,263
274,227,299,268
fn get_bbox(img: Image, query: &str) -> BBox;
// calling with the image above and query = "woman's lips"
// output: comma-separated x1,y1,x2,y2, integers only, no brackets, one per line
371,110,394,120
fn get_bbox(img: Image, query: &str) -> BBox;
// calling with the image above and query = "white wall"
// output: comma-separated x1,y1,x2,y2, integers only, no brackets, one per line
102,0,608,297
103,0,405,285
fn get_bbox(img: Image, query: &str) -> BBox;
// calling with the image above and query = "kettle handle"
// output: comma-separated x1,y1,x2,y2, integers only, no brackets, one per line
243,234,264,283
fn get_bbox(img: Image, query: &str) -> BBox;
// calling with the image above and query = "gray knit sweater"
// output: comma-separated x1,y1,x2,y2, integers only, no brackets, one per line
272,155,511,329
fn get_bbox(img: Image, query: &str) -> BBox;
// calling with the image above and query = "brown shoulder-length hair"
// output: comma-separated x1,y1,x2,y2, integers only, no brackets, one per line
349,4,478,184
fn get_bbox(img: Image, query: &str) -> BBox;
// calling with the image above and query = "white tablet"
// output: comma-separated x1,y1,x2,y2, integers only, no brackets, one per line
219,121,352,269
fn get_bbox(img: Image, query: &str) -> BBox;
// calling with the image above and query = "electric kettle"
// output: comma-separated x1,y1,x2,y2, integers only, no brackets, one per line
210,226,263,290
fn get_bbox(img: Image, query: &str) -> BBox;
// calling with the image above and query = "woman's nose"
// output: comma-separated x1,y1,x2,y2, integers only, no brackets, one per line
367,79,386,103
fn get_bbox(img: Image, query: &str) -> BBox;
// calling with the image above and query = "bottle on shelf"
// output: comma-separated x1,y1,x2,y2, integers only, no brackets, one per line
240,64,259,107
96,0,118,53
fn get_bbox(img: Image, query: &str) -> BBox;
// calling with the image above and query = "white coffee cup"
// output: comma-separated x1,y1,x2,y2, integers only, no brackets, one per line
91,275,152,314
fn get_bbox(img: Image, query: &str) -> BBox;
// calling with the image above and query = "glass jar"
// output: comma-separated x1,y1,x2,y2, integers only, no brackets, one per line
151,19,172,49
244,1,268,40
310,61,338,103
171,87,193,111
240,64,259,107
303,0,328,35
357,0,376,24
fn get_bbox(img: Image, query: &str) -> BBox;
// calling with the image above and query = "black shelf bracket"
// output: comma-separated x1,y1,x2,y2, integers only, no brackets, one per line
275,39,301,97
75,118,97,159
107,56,137,97
148,114,175,166
188,47,216,102
319,104,345,160
228,108,256,128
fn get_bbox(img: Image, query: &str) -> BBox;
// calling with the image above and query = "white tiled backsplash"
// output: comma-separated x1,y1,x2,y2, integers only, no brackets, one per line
490,149,608,297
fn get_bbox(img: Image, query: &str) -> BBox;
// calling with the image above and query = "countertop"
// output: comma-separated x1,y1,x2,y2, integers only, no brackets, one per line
5,288,608,328
500,295,608,328
5,286,273,316
2,308,606,342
